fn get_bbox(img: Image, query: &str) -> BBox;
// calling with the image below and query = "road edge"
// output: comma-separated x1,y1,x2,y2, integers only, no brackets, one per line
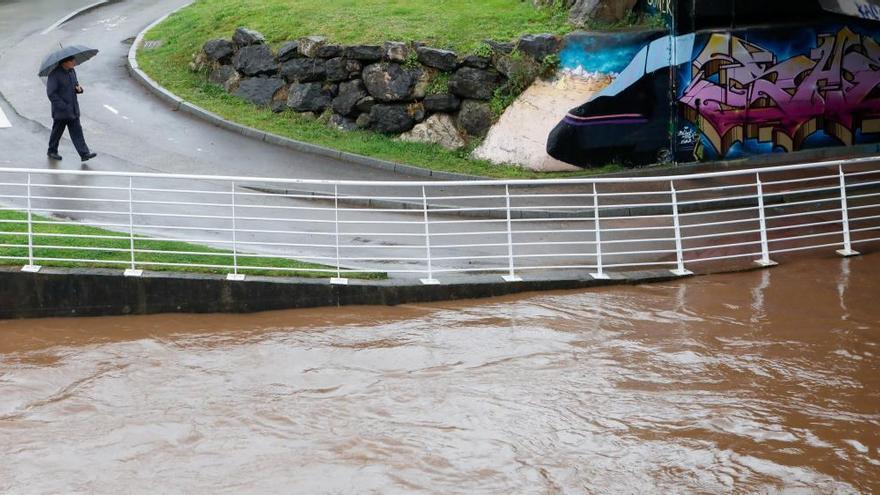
40,0,113,35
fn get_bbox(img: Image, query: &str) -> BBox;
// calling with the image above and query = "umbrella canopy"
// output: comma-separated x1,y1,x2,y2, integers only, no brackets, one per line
38,45,99,77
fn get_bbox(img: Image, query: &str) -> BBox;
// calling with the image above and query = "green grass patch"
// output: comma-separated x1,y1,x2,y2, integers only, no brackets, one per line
136,0,630,179
144,0,571,54
0,210,384,279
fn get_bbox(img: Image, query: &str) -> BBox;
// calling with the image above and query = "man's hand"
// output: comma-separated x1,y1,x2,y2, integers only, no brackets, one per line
75,84,84,94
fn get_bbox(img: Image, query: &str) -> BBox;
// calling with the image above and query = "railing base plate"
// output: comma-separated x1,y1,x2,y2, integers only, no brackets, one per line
753,259,778,267
226,273,246,281
836,249,860,257
124,269,144,277
21,265,42,273
670,269,694,277
589,272,611,280
330,277,349,285
420,278,440,285
502,275,523,282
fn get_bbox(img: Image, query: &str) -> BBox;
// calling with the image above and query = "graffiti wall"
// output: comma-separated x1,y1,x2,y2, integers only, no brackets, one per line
678,23,880,161
547,20,880,168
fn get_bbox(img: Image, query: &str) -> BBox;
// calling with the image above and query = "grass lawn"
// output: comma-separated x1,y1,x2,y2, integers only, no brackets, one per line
0,210,384,279
137,0,628,179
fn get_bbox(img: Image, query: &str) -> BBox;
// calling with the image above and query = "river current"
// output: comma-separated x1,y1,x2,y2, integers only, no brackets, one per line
1,255,878,494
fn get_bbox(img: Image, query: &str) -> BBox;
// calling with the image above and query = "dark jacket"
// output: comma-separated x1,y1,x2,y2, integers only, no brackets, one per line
46,65,80,121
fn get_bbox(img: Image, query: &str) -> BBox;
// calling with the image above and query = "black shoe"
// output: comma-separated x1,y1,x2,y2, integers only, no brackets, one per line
47,152,62,160
80,152,97,161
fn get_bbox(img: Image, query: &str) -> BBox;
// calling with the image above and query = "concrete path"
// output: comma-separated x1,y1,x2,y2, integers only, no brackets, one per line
0,0,419,183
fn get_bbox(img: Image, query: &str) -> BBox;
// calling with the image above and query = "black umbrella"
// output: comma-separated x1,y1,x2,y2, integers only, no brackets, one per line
38,45,99,77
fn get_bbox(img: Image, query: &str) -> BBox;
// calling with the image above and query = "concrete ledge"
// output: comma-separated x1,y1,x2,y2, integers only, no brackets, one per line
0,266,684,319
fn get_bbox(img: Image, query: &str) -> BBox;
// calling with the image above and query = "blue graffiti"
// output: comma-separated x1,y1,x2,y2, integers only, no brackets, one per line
858,2,880,20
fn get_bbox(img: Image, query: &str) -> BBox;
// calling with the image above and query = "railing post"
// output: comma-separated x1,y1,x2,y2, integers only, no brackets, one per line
589,182,610,280
330,184,349,284
836,165,860,257
670,182,693,276
227,182,245,281
124,176,143,277
502,184,522,282
754,173,778,267
420,185,439,285
21,173,41,273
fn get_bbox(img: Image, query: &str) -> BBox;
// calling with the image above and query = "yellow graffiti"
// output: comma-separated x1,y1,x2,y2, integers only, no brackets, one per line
647,0,673,14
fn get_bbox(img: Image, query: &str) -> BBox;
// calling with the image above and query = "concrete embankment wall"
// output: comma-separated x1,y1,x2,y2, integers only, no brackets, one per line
0,267,680,319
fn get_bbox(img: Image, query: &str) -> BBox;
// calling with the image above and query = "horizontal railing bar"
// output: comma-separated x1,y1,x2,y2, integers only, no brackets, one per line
682,239,762,252
687,251,764,263
4,155,877,187
674,182,758,194
765,218,841,232
848,192,880,201
678,205,760,217
769,241,845,255
677,192,758,206
759,173,839,186
850,213,880,221
28,207,129,216
681,217,757,229
602,225,674,233
765,208,842,221
765,196,840,209
852,234,880,242
767,230,842,243
760,184,840,199
28,183,128,192
682,228,761,240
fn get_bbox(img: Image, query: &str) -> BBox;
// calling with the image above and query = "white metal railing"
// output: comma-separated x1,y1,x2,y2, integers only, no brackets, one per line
0,156,879,284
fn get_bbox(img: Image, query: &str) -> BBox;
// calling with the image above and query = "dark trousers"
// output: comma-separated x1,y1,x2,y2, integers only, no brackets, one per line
48,118,90,157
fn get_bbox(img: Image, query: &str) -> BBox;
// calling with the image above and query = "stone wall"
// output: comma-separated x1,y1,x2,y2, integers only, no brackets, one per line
193,28,563,151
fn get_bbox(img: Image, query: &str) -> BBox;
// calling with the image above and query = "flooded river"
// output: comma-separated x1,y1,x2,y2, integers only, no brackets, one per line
1,254,878,494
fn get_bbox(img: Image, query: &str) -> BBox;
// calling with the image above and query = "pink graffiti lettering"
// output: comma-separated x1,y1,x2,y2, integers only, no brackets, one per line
680,28,880,157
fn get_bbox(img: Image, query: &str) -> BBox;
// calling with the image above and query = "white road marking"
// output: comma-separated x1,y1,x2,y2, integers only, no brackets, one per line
41,0,109,35
0,107,11,128
103,104,119,114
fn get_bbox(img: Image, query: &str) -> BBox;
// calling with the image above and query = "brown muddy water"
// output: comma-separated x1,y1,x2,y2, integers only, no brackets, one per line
1,255,879,494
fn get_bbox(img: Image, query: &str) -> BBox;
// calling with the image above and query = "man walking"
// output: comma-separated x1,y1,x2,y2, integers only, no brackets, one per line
46,56,97,161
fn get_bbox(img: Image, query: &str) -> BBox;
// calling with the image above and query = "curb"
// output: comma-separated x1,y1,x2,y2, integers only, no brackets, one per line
125,5,481,182
40,0,114,35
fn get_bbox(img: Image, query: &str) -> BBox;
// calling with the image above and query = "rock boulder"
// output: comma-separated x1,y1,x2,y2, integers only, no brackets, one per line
416,47,458,72
280,58,326,83
332,79,368,116
423,94,461,112
457,99,493,137
363,62,422,102
287,82,332,112
400,113,466,150
203,39,234,62
276,41,300,62
233,77,286,106
369,104,417,133
233,44,277,77
449,67,501,100
325,57,362,82
232,27,265,47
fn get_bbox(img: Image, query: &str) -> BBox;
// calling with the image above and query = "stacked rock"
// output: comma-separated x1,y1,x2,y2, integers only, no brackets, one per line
198,28,561,150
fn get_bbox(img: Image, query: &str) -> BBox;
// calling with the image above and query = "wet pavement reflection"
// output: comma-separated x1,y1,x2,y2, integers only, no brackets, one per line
1,255,879,494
